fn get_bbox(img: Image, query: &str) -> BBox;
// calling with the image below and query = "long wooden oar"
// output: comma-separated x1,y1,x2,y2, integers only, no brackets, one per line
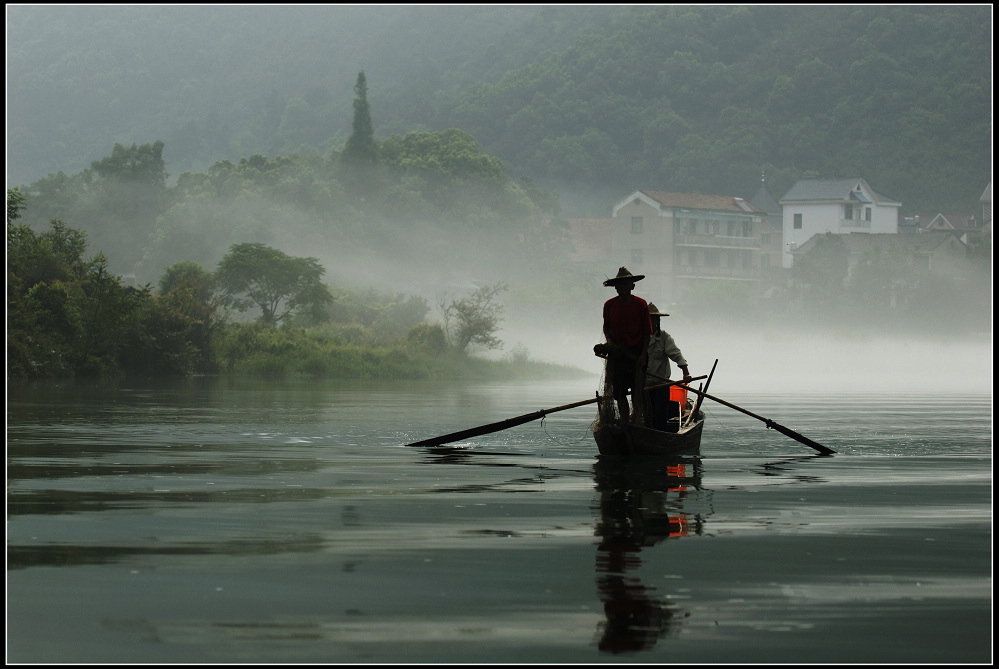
646,372,835,455
405,376,707,448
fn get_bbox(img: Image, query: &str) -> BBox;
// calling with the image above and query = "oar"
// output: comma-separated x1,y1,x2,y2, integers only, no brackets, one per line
646,372,835,455
644,374,708,393
687,358,717,425
405,376,709,448
404,396,599,447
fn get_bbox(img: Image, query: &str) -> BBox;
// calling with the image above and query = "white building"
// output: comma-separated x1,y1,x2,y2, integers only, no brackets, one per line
780,177,901,267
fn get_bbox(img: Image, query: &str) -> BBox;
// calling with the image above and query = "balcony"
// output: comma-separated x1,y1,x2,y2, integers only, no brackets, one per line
839,218,871,229
674,233,760,249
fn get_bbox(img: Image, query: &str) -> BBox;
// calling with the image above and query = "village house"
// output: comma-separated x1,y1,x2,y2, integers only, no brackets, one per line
748,179,785,282
780,177,902,268
791,230,970,286
608,190,765,303
898,212,984,244
559,180,986,308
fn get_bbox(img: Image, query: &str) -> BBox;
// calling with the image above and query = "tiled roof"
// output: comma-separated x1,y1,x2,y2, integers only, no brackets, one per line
920,213,977,231
640,190,763,214
781,178,862,201
780,178,900,205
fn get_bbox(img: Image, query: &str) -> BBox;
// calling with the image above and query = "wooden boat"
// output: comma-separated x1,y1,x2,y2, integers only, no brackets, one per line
593,401,704,458
590,347,714,459
405,357,834,456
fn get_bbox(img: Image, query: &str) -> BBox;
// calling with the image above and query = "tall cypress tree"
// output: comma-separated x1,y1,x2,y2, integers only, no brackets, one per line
341,71,377,168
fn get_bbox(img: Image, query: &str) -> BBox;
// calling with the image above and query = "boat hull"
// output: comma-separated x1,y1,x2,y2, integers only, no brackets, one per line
593,414,704,457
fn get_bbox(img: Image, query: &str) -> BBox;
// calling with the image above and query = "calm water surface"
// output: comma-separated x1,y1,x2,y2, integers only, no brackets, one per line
6,377,992,663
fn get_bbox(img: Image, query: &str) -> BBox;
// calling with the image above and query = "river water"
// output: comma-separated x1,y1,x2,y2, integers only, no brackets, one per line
6,376,992,663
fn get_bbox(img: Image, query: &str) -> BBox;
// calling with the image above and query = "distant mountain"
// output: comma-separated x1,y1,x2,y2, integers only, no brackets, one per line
7,5,991,215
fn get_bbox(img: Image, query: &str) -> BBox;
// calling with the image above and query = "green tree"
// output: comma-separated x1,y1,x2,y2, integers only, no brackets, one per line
214,242,333,326
341,71,377,168
325,286,429,337
72,253,151,375
113,261,225,375
438,282,508,353
7,186,27,224
378,128,528,223
406,322,447,354
158,260,215,302
7,204,153,377
89,140,168,186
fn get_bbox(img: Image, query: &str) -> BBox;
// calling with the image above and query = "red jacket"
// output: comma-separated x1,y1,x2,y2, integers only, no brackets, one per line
603,295,652,348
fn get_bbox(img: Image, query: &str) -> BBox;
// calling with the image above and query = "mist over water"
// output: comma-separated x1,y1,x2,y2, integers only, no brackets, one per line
495,314,993,395
302,226,992,397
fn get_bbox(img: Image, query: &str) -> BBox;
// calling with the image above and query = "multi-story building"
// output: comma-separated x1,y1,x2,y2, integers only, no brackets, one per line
609,190,765,303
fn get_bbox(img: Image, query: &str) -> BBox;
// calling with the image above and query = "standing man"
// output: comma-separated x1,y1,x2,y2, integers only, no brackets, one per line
601,267,653,423
645,303,693,431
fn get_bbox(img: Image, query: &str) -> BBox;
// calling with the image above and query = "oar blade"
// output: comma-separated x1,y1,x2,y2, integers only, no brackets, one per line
404,395,601,448
405,411,543,447
668,377,836,456
766,421,836,455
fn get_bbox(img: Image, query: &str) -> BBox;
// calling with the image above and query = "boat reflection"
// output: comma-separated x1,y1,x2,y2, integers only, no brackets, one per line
592,454,708,654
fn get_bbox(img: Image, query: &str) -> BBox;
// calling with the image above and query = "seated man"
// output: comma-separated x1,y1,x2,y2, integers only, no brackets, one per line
645,303,692,431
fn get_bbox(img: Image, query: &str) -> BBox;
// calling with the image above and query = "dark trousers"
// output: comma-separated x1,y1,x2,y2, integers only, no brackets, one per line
649,387,680,432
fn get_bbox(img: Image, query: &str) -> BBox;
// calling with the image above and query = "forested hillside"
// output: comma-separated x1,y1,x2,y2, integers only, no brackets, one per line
7,5,991,215
447,6,992,214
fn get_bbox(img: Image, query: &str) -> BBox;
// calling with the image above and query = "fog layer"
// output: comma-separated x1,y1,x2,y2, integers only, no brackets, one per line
495,314,992,395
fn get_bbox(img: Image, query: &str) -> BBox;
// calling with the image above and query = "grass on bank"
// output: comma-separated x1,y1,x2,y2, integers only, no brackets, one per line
216,322,591,381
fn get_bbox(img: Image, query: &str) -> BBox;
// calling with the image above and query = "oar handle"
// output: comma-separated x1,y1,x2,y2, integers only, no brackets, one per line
644,374,707,392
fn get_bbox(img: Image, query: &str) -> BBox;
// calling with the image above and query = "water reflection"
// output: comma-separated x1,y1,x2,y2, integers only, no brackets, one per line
7,534,326,570
591,455,708,653
752,454,830,484
418,445,588,494
593,457,704,653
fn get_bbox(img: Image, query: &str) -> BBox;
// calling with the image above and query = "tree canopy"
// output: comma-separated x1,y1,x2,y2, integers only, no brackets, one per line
214,242,334,325
438,282,508,353
8,189,219,377
340,71,377,168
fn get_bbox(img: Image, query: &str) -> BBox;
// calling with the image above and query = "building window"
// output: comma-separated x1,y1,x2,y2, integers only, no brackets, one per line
631,217,644,234
865,207,872,221
844,205,853,220
761,232,770,245
793,213,802,229
631,248,643,266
